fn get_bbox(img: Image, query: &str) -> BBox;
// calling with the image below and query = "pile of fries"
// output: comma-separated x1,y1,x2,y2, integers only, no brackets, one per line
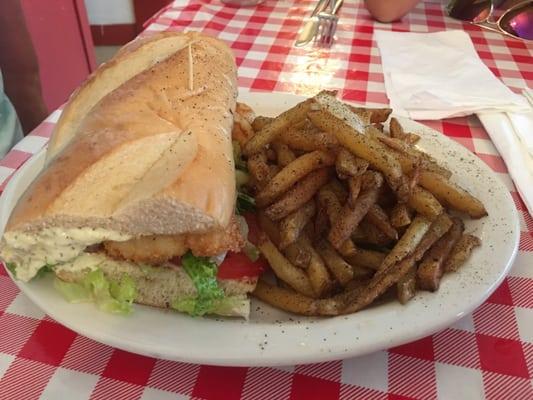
242,91,486,316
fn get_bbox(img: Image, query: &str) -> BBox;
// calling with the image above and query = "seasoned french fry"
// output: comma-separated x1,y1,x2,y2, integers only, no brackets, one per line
251,116,274,132
344,247,386,270
366,204,398,240
376,215,432,275
373,122,384,131
284,240,311,269
336,148,369,179
308,107,408,201
253,279,343,316
353,220,394,247
349,106,392,124
343,254,417,314
314,197,330,239
269,164,281,178
316,240,354,286
417,218,464,291
387,118,421,145
368,107,393,123
266,148,277,161
408,162,421,192
412,213,453,261
388,147,419,175
258,238,315,297
272,141,296,167
257,212,281,247
256,150,335,207
418,172,488,218
397,266,417,304
352,265,374,279
348,107,372,124
265,168,331,220
253,279,317,315
280,121,339,151
336,237,358,257
377,133,451,178
390,203,412,228
298,235,333,296
444,234,481,272
279,201,316,249
418,153,451,178
244,99,313,155
347,176,362,207
247,151,271,187
389,117,405,139
318,186,342,223
404,132,421,145
408,186,444,219
326,178,348,203
328,171,383,249
375,132,408,151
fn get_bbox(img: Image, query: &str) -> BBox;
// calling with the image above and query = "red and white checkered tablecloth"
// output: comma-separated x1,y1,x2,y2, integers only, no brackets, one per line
0,0,532,399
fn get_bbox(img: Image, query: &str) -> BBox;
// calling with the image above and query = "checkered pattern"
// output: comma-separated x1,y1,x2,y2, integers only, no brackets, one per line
0,0,531,398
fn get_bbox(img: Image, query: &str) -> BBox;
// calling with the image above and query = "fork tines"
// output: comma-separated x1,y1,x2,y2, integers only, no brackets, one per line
315,12,339,47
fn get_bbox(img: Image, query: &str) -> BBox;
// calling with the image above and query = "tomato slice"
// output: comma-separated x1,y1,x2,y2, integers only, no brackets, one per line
217,251,268,280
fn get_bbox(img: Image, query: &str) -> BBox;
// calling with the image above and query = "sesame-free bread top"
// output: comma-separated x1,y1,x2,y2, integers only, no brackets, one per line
6,32,238,236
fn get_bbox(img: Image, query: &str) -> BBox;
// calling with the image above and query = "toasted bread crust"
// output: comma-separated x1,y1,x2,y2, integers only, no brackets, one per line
6,32,238,236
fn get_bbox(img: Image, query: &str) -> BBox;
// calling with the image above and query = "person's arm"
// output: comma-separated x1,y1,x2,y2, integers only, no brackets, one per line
364,0,421,23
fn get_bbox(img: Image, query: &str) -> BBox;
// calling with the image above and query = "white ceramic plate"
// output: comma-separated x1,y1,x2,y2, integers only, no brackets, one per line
0,92,519,367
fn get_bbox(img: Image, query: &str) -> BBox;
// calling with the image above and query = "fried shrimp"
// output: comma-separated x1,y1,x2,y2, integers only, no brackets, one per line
103,235,188,264
186,216,245,257
103,217,245,264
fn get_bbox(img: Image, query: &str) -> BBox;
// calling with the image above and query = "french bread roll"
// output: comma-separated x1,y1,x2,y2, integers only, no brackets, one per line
7,31,238,235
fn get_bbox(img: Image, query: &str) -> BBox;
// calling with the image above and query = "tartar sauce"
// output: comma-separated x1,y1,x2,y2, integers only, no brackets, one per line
1,228,130,282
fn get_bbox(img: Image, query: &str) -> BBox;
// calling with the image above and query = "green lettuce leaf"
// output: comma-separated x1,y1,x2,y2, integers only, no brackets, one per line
54,278,92,303
109,275,136,303
235,169,250,190
171,297,196,315
232,140,248,171
236,191,255,215
4,263,53,280
54,269,136,315
35,264,54,279
212,295,249,316
232,140,255,215
179,252,225,316
5,262,17,277
171,295,248,317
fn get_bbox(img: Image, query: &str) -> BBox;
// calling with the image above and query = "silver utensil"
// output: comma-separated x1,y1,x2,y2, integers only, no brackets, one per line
316,0,343,47
295,0,331,47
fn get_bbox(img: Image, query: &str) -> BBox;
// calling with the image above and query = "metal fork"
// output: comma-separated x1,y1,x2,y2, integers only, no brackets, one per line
315,0,344,47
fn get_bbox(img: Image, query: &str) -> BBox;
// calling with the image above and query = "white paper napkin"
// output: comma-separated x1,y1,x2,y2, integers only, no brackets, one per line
374,30,529,119
478,112,533,216
510,88,533,157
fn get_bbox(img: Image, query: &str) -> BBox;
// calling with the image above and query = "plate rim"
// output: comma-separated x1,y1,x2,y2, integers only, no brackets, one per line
0,91,520,366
